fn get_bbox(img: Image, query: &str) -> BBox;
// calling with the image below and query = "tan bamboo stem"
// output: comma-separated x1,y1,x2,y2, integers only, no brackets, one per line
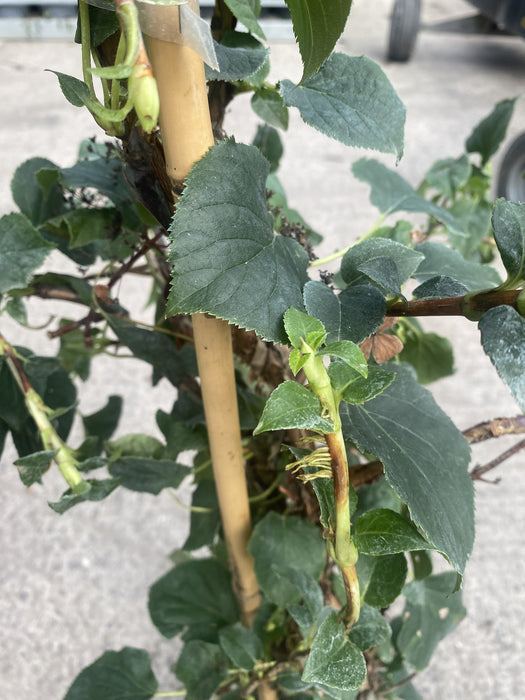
145,16,260,626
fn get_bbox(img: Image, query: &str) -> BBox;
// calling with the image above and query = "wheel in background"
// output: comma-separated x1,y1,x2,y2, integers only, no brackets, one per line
387,0,422,62
497,132,525,202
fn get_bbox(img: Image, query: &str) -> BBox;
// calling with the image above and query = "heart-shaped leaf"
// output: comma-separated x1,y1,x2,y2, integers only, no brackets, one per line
281,54,405,159
167,141,309,343
302,611,366,690
254,381,334,434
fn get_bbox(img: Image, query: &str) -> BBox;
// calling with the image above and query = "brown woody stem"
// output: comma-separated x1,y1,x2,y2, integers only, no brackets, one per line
470,437,525,480
387,289,521,318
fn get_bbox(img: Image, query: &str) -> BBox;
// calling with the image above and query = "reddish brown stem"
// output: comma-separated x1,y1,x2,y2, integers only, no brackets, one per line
387,289,521,317
470,437,525,480
107,230,165,289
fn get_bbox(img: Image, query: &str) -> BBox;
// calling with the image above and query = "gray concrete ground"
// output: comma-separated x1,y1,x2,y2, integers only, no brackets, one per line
1,0,525,697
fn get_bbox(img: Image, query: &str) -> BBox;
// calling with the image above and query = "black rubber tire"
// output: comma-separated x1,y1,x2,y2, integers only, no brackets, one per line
497,132,525,202
388,0,422,62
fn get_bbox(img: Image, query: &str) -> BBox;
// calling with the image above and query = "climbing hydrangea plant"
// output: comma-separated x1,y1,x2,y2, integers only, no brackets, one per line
1,1,525,698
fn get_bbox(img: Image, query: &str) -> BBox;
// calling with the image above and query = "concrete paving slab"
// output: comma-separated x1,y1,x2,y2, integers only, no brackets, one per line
1,0,525,697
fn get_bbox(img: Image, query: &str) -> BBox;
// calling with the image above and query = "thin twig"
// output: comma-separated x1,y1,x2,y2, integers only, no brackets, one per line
108,229,165,289
377,672,417,697
47,313,103,339
462,416,525,443
470,438,525,480
386,289,521,317
32,285,84,305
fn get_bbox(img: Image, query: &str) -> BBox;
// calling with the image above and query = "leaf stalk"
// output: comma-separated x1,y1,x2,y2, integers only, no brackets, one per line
0,335,89,495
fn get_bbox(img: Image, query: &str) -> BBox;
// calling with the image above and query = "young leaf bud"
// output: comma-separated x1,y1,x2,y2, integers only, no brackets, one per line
128,63,160,133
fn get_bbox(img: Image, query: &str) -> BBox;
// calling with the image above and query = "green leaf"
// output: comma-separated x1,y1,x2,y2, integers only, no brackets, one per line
0,214,54,294
448,198,492,260
466,98,517,165
0,419,8,456
304,281,386,344
224,0,265,39
5,296,28,325
341,364,474,573
319,341,367,377
373,219,413,246
314,686,359,700
46,70,91,108
410,550,433,580
329,362,396,405
479,305,525,412
424,155,471,199
82,395,123,454
340,238,423,295
248,512,326,607
381,658,422,700
109,458,190,494
14,450,56,486
492,198,525,284
205,37,268,81
11,157,65,226
414,241,501,290
107,433,164,459
284,0,352,81
167,141,309,344
63,647,158,700
55,155,141,229
148,559,239,641
183,480,221,551
253,124,284,172
356,553,407,608
354,509,433,556
412,276,468,300
55,323,93,381
237,385,266,430
76,455,108,472
175,641,230,700
284,306,326,349
157,397,208,463
357,256,405,298
348,604,392,651
397,572,467,670
251,88,289,129
355,479,403,518
80,3,119,46
48,478,120,514
281,54,405,158
48,207,120,249
2,351,77,457
302,611,366,690
398,328,454,384
276,669,313,695
219,624,264,670
304,466,335,531
278,567,324,634
352,159,460,232
107,316,197,388
254,381,335,434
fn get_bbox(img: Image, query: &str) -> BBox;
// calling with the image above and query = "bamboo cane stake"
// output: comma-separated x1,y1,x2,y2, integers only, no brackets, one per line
145,13,261,626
